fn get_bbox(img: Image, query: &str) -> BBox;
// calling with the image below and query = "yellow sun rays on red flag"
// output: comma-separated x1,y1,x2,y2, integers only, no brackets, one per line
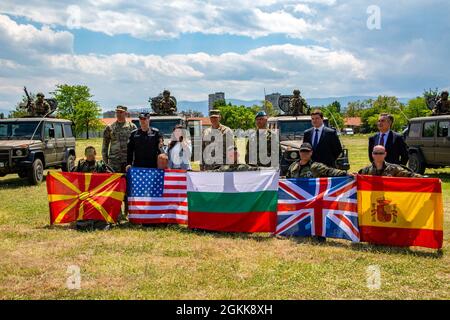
46,171,126,225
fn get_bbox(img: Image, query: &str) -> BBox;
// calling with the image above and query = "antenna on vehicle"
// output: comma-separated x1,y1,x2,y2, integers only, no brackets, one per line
29,107,58,142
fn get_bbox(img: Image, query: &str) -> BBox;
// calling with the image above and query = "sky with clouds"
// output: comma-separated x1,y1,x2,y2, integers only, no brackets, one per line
0,0,448,111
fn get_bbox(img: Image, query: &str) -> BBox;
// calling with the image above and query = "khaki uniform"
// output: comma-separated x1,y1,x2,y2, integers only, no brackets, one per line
202,124,234,170
287,160,348,178
358,162,422,177
102,121,137,173
432,100,450,115
245,129,279,167
30,100,50,117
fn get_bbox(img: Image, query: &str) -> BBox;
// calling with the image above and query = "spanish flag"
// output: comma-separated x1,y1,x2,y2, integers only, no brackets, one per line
357,175,443,249
47,171,126,225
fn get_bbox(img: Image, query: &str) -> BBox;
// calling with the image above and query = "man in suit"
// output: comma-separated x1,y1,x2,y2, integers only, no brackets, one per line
303,109,343,168
368,113,409,165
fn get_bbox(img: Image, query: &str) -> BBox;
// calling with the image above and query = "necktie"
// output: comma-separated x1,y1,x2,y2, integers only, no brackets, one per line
379,133,385,146
313,129,319,149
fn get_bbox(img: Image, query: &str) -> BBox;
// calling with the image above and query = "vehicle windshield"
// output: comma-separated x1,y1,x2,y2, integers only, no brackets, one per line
278,120,312,140
0,122,41,140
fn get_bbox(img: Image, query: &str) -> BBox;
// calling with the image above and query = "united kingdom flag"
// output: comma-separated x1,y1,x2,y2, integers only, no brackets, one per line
275,176,360,242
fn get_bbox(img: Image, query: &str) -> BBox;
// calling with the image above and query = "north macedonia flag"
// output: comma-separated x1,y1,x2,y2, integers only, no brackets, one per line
357,175,443,249
47,171,126,224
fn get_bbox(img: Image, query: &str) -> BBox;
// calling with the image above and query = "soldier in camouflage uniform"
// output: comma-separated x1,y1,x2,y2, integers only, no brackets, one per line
201,109,234,171
212,146,258,172
157,90,177,115
286,143,349,178
102,105,137,173
359,145,422,177
289,89,310,116
72,146,114,231
29,92,51,117
245,111,280,168
432,91,450,115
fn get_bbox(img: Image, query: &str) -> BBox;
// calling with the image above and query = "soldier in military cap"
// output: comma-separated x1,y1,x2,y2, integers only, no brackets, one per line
156,90,177,115
289,89,310,116
102,105,137,173
286,142,349,178
213,146,258,172
201,109,234,171
432,91,450,115
245,111,279,168
126,112,163,170
359,145,422,177
29,92,51,117
72,146,114,231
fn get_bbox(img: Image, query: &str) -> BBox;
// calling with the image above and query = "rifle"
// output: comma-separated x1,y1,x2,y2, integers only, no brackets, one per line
23,86,32,113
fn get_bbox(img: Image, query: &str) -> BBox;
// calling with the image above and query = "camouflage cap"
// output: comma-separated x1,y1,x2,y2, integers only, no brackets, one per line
209,109,221,117
300,142,313,151
115,105,127,112
36,92,45,97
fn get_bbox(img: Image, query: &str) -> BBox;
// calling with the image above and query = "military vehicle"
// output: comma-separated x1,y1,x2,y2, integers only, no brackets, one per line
269,95,349,175
405,114,450,174
0,118,76,184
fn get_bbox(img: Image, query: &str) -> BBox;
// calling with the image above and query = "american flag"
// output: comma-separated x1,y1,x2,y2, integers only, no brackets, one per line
127,168,188,224
275,176,360,242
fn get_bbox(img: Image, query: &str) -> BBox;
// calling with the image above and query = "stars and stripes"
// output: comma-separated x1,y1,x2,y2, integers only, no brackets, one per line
127,168,188,224
275,176,360,242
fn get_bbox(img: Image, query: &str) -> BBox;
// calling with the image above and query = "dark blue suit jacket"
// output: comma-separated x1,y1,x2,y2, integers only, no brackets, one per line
368,131,409,165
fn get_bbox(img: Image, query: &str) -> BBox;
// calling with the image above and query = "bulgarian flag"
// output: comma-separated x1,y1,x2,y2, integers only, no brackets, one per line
47,171,126,224
187,170,279,232
357,175,443,249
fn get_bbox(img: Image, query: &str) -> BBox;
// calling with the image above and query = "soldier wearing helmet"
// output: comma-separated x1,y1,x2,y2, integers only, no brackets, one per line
289,89,309,116
29,92,50,117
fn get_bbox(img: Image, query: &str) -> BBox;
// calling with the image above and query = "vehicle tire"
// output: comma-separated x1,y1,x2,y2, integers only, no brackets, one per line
62,154,76,172
28,158,44,185
408,153,426,175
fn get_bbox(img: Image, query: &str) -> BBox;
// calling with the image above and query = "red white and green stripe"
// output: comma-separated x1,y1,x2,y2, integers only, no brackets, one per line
187,170,279,232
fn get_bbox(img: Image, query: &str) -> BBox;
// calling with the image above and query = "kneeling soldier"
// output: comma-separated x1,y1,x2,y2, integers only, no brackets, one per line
72,146,114,231
359,145,422,177
286,143,349,178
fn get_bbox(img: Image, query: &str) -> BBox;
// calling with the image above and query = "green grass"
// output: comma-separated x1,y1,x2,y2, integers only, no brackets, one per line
0,135,449,299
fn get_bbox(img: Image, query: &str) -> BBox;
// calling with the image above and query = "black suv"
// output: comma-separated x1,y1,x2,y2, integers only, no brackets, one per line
0,118,76,184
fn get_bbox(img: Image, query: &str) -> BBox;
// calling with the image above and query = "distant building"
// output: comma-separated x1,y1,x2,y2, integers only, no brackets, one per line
344,117,362,133
265,93,281,113
208,92,225,110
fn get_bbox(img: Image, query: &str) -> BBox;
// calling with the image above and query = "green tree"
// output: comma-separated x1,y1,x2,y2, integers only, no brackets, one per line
0,113,4,119
321,103,344,130
345,100,369,117
216,103,257,130
73,101,103,139
404,97,432,119
330,100,341,113
52,84,93,123
360,96,407,133
262,100,279,117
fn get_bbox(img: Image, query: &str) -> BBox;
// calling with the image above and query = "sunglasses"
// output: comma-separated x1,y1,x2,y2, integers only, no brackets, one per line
372,152,385,155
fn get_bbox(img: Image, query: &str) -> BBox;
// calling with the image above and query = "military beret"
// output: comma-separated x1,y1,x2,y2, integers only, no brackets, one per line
255,111,267,119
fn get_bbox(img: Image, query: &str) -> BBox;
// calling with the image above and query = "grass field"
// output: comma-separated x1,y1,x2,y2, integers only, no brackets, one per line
0,135,449,299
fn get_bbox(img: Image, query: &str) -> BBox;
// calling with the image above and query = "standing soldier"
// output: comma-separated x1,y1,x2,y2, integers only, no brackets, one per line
245,111,279,168
359,145,422,177
102,105,137,173
30,92,51,117
289,89,309,116
432,91,450,115
201,109,234,170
